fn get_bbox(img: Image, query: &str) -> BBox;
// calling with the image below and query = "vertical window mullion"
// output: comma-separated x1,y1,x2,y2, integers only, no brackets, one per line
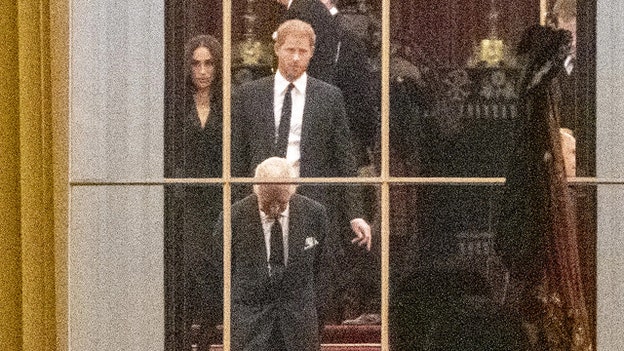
380,1,391,351
222,1,232,350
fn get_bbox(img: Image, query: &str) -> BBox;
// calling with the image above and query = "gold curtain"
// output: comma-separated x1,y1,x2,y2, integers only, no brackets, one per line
0,0,68,350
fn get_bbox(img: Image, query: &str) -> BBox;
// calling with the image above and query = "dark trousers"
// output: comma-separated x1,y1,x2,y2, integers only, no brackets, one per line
268,318,286,351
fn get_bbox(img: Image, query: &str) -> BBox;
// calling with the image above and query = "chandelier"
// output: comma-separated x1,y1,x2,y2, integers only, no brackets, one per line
233,0,273,68
469,0,512,67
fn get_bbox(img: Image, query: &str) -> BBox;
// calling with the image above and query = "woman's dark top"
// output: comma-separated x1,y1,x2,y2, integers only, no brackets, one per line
181,94,222,178
173,93,224,340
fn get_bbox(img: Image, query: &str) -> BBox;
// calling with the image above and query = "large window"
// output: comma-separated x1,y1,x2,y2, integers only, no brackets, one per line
68,1,615,350
161,0,597,350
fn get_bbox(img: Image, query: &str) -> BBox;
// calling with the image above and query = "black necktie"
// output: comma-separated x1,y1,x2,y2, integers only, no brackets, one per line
275,83,294,157
270,217,284,267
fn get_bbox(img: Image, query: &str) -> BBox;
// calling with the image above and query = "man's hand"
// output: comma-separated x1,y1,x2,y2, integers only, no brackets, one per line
350,218,372,251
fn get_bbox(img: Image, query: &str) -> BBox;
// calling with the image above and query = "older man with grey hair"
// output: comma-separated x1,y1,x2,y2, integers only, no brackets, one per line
213,157,336,351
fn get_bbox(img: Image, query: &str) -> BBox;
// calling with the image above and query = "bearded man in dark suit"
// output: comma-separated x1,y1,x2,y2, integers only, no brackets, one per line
212,157,334,351
232,19,371,250
232,19,373,324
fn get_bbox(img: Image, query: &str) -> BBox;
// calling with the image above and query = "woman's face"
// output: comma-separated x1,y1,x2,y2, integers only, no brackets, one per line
191,46,214,91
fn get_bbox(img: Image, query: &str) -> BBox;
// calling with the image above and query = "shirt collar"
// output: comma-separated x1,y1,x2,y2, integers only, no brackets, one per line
287,0,293,9
259,204,290,223
329,6,339,16
564,55,574,75
275,70,307,95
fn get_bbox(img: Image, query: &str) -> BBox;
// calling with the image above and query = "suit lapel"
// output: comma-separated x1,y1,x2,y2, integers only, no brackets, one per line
300,78,316,171
287,196,306,264
238,196,268,268
257,77,277,158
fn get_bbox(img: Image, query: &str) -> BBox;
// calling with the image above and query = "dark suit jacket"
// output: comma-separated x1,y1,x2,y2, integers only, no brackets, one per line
331,12,377,165
231,75,363,221
281,0,338,83
212,194,332,351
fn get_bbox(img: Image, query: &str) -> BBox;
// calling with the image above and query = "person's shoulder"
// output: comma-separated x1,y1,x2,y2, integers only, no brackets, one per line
232,194,258,214
308,76,342,94
234,76,273,95
289,0,333,24
290,0,315,13
292,193,326,213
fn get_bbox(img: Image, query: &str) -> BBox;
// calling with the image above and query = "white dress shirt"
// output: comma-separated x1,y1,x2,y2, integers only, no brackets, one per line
260,206,290,266
274,71,306,176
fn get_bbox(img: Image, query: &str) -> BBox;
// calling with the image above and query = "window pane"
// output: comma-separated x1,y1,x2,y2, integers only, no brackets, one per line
389,183,597,350
69,185,164,350
71,2,164,181
164,0,223,178
164,184,223,349
388,0,595,177
229,1,382,176
223,183,381,348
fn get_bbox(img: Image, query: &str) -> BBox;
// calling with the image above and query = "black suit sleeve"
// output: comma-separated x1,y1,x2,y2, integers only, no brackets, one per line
283,0,338,83
328,88,366,221
230,85,255,202
310,198,339,326
207,212,224,327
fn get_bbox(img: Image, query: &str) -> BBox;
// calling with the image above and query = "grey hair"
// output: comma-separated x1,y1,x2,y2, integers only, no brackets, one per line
253,157,297,195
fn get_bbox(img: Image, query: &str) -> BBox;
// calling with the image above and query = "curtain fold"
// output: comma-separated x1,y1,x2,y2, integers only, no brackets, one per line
18,0,56,350
0,0,22,349
0,0,67,349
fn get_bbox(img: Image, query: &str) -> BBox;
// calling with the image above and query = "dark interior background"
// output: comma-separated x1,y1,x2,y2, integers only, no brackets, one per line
163,1,596,350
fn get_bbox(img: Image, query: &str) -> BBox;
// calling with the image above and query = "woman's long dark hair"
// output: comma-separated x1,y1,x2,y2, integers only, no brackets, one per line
183,34,223,95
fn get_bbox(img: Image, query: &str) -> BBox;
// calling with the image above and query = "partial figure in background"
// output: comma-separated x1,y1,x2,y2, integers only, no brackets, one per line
319,0,380,323
320,0,377,168
551,0,578,179
496,24,592,351
553,3,597,343
275,0,339,84
180,34,224,348
560,127,576,177
231,19,373,325
212,157,335,351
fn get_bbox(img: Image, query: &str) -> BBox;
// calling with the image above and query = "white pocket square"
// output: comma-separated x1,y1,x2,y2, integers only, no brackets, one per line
304,237,319,250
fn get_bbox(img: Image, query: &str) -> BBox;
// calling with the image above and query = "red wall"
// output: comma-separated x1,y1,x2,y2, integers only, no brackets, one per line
391,0,540,67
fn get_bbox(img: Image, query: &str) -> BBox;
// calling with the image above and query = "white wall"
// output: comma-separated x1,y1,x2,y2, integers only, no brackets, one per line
69,0,165,350
71,0,164,181
596,0,624,348
69,186,164,350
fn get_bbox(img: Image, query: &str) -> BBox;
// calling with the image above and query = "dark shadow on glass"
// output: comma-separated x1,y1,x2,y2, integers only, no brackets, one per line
165,184,223,350
389,182,596,351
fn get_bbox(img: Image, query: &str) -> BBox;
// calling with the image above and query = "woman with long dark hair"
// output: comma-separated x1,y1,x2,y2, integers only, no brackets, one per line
181,34,223,177
174,34,224,349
